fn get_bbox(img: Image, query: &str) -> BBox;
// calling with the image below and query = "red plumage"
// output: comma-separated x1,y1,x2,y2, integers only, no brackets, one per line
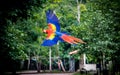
61,34,86,44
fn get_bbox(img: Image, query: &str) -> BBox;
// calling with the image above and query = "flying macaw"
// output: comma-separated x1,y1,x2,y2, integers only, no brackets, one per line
41,10,85,46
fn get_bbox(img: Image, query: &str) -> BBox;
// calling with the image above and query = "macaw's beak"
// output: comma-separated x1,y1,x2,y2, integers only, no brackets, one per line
43,29,46,33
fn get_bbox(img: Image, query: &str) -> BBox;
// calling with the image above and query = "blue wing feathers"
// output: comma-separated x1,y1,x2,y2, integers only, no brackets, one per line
41,40,57,46
46,10,60,31
41,36,59,46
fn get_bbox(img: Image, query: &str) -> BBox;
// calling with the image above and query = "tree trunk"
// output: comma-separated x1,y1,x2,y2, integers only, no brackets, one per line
49,47,52,71
20,60,24,70
76,0,82,23
27,50,30,70
37,62,41,73
76,0,80,23
79,54,84,70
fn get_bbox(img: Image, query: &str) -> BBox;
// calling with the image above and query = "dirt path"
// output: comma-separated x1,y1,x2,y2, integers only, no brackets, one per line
17,71,74,75
20,73,73,75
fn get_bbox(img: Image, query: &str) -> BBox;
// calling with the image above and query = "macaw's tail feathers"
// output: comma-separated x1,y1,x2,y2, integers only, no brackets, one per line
61,35,78,44
60,34,85,44
68,36,86,44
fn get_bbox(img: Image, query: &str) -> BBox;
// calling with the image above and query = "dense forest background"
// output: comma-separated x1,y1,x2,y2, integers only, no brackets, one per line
0,0,120,74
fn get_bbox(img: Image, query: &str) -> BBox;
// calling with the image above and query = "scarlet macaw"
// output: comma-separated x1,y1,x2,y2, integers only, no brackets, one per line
41,10,85,46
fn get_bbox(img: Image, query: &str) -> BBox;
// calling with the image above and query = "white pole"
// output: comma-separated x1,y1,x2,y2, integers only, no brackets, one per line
49,47,52,71
83,53,86,65
57,41,59,56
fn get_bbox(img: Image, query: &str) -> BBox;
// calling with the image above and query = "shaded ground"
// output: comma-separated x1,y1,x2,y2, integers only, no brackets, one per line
19,73,73,75
15,70,74,75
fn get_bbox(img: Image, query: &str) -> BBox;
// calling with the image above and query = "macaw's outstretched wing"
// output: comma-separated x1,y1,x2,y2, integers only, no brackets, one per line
41,37,59,46
41,10,60,46
46,10,60,32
